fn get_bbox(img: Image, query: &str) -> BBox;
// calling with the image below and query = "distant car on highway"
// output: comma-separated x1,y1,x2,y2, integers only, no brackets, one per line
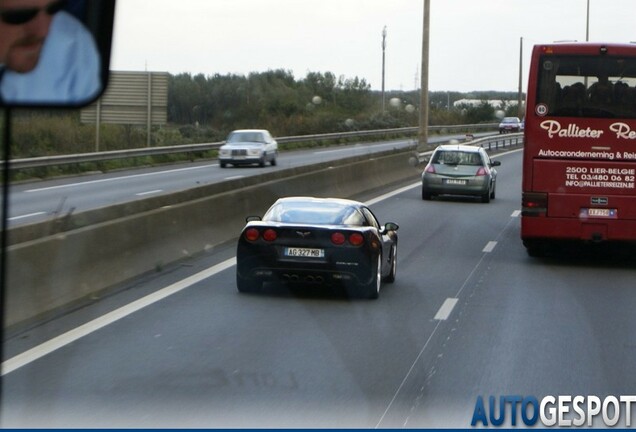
218,129,278,168
236,196,399,299
421,144,500,203
498,116,522,133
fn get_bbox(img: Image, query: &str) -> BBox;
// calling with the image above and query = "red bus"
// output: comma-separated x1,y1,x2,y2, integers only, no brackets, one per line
522,42,636,256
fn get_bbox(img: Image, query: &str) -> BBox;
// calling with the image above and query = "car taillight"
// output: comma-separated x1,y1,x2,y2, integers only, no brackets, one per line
522,192,548,216
331,232,346,245
476,167,487,176
263,229,277,241
425,164,436,174
245,228,260,242
349,233,364,246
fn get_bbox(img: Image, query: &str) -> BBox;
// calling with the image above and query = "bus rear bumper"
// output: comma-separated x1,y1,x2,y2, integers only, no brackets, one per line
521,217,636,242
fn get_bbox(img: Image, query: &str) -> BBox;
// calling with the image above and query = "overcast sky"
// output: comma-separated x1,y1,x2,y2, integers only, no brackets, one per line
110,0,636,93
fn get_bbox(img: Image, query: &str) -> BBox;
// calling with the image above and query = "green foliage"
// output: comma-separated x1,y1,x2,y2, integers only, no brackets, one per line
8,70,520,167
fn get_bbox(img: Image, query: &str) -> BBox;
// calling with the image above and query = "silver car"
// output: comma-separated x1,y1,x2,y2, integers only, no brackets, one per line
218,129,278,168
421,144,501,203
498,116,522,133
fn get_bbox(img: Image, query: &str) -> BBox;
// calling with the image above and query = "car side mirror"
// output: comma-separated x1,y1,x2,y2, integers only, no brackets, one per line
383,222,399,233
0,0,116,108
491,160,502,167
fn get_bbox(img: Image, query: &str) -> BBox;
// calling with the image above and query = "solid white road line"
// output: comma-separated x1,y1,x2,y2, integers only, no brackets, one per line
365,182,420,206
1,257,236,376
136,189,163,196
8,211,47,221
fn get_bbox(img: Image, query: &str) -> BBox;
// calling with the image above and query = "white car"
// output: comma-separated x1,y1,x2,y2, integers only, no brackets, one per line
218,129,278,168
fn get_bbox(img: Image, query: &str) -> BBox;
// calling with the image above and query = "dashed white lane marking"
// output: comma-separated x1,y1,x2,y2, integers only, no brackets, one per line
434,298,459,321
25,164,216,192
483,241,497,253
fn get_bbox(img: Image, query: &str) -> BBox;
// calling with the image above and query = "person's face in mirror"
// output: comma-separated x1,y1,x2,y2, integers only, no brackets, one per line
0,0,112,107
0,0,62,73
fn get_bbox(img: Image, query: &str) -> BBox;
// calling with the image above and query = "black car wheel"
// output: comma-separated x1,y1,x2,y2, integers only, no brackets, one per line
382,245,397,283
237,275,261,293
360,254,381,299
422,187,432,200
524,239,549,258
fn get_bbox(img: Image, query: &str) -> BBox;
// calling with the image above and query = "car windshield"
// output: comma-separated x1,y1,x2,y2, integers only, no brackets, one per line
264,201,365,225
227,132,266,143
501,117,519,123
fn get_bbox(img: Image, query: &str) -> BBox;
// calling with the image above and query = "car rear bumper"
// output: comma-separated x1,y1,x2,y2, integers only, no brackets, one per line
521,217,636,242
236,246,375,287
219,156,263,165
422,178,490,196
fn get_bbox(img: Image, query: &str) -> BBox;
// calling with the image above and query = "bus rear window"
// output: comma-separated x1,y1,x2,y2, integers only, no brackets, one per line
537,55,636,119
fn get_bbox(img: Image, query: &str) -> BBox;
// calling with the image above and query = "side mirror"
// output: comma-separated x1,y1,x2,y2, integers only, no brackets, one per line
0,0,116,108
246,216,262,222
383,222,399,233
491,160,502,167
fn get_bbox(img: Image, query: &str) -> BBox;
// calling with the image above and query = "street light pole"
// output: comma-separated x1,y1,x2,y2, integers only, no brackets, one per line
586,0,590,41
517,37,524,118
419,0,430,152
382,26,387,113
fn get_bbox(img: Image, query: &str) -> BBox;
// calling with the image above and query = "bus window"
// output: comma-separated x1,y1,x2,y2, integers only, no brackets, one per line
537,54,636,118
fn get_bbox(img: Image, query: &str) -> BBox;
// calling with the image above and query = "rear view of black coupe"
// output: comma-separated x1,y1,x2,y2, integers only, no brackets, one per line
236,197,399,299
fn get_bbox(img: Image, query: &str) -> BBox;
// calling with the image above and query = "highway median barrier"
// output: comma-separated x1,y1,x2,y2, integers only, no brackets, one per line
7,148,421,330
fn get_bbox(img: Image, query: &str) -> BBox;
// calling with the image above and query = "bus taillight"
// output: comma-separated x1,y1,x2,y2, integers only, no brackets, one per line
522,192,548,216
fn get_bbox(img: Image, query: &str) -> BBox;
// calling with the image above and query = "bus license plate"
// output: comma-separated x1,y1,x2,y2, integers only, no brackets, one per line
582,208,617,218
285,247,325,258
444,179,467,185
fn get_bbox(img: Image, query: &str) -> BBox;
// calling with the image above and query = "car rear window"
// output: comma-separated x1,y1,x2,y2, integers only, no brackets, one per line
432,151,482,166
264,202,365,225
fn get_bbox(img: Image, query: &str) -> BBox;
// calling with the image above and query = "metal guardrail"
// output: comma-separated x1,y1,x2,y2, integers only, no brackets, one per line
413,132,524,165
5,123,498,170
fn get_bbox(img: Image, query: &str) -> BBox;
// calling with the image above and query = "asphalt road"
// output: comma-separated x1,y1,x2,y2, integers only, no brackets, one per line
7,133,481,227
2,148,635,428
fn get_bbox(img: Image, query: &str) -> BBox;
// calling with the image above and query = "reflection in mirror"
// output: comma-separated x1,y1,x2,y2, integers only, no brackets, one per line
0,0,115,107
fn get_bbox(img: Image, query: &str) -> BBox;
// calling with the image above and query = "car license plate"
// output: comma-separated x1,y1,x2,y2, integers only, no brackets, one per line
285,247,325,258
581,208,617,218
444,179,467,185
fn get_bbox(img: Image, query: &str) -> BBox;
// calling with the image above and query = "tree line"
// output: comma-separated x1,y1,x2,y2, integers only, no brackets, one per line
5,69,522,160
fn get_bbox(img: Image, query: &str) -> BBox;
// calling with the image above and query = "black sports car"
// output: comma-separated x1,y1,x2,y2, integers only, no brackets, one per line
236,197,399,299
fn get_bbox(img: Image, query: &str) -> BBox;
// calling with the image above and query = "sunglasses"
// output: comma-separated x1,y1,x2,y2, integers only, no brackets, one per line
0,0,68,25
